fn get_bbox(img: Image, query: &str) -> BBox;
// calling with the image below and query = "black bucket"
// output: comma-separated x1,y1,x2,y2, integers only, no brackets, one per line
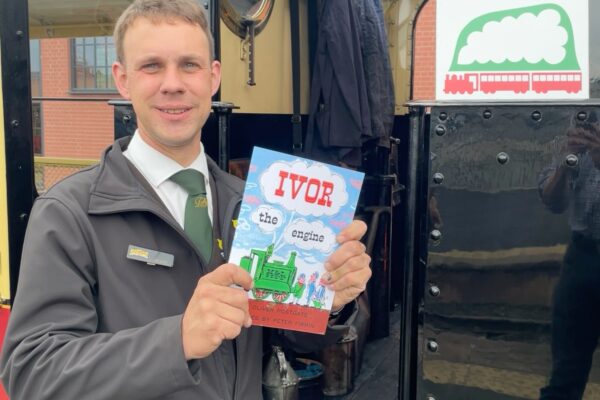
319,328,357,396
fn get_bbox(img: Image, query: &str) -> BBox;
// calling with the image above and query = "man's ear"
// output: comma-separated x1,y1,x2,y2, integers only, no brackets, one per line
210,60,222,96
112,61,131,99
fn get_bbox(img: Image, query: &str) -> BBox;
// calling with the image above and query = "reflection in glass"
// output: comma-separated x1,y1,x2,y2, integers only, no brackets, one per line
220,0,274,38
538,112,600,399
71,36,116,91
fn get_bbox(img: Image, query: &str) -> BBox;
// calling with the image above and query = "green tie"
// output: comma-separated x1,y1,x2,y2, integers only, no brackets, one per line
170,169,213,260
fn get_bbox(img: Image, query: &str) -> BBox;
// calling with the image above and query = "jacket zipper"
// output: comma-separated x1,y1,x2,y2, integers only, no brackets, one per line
221,196,242,400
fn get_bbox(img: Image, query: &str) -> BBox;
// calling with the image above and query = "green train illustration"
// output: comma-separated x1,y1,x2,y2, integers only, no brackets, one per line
239,244,299,303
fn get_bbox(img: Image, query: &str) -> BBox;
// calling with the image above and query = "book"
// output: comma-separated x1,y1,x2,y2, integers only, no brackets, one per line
228,147,365,334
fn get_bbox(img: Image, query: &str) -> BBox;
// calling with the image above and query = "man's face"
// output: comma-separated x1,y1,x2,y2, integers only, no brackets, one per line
112,18,220,164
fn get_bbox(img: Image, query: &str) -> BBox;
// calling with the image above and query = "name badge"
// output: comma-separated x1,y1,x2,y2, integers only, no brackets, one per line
127,245,174,268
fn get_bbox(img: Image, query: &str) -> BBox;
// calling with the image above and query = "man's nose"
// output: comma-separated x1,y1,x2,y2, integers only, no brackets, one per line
160,65,185,94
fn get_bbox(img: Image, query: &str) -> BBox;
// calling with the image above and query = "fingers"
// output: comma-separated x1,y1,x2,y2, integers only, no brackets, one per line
337,220,367,243
581,130,600,146
182,264,254,360
325,240,367,272
193,283,251,325
329,256,372,310
184,302,247,355
201,300,249,332
196,265,252,326
323,232,372,309
325,252,371,290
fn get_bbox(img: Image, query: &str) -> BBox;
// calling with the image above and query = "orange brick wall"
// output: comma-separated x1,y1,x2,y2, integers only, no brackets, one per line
412,0,436,101
40,39,121,159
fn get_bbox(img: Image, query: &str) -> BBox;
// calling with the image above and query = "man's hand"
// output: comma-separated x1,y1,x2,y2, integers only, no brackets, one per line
567,123,600,168
181,263,253,360
566,126,590,154
323,220,372,311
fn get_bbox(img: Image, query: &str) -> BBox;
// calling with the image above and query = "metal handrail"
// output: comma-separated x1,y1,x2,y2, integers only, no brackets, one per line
34,156,97,166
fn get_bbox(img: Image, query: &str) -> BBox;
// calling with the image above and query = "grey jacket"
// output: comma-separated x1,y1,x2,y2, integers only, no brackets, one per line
1,137,346,400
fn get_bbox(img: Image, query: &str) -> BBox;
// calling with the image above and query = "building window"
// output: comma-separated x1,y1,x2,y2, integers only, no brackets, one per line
30,39,43,154
71,36,117,92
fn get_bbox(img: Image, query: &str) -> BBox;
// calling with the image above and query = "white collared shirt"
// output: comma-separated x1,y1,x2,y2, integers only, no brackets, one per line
123,131,213,228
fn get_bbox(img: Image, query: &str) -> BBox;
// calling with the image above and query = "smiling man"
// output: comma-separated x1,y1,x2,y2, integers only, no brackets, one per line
0,1,372,399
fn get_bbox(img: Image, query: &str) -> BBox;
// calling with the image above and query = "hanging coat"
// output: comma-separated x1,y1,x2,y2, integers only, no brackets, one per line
352,0,395,148
304,0,372,167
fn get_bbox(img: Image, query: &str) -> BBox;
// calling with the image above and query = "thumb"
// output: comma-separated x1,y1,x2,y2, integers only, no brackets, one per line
208,263,253,290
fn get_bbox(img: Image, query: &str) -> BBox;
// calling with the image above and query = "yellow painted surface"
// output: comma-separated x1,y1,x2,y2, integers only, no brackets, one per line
219,0,310,114
0,45,11,306
384,0,427,115
34,156,97,166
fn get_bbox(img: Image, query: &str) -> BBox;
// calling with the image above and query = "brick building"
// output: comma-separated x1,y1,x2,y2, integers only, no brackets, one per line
34,37,120,160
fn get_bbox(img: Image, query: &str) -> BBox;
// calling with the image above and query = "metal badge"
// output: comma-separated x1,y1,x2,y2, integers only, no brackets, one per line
126,245,174,268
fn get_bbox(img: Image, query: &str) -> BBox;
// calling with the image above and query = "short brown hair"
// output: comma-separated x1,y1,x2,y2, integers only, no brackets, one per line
113,0,214,63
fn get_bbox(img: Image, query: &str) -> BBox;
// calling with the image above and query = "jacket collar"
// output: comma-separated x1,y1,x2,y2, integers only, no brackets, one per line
88,137,244,217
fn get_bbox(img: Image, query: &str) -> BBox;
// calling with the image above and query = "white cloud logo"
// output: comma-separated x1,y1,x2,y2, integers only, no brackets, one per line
260,160,348,217
283,219,336,253
458,9,567,66
251,205,284,233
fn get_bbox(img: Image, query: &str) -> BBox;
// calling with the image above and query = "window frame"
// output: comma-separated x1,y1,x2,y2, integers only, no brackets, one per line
70,36,118,94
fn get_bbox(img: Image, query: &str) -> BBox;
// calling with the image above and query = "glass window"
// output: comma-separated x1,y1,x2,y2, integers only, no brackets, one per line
71,36,117,92
30,39,42,154
31,102,42,155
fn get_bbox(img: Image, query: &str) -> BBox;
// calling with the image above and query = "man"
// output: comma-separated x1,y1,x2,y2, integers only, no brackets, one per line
0,1,372,399
538,114,600,399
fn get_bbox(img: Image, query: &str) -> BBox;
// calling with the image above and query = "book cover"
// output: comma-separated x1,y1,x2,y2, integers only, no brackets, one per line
228,147,365,334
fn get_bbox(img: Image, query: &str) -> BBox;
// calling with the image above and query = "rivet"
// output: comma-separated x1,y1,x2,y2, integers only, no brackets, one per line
427,340,438,352
497,152,509,165
483,109,492,119
435,125,446,136
19,213,28,221
577,111,588,121
426,396,437,400
438,112,448,121
531,110,542,121
123,114,132,123
11,120,19,128
430,230,442,241
429,285,440,297
565,154,579,167
15,30,23,38
433,173,444,184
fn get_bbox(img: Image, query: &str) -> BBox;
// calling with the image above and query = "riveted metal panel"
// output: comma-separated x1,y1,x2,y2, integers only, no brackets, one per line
419,104,600,400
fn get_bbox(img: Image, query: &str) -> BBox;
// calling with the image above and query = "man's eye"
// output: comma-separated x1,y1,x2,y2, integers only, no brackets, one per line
141,63,159,72
183,62,200,70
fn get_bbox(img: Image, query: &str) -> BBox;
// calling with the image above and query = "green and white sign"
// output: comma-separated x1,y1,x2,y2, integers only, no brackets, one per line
436,1,589,100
